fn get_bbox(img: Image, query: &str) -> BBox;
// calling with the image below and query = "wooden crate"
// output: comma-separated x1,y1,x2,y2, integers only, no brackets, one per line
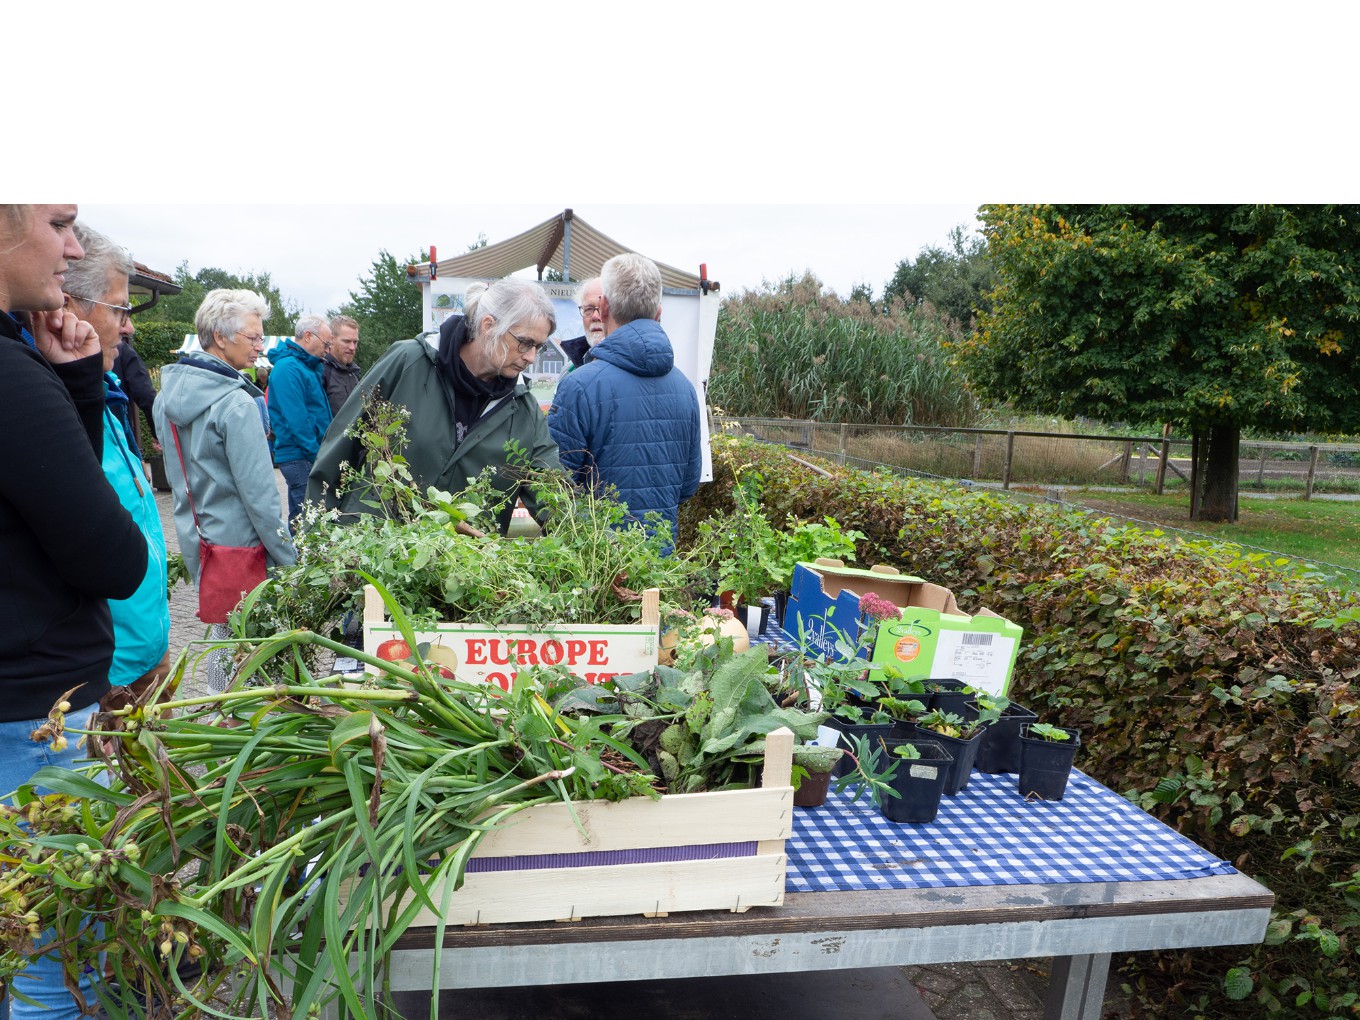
355,728,794,927
361,584,661,690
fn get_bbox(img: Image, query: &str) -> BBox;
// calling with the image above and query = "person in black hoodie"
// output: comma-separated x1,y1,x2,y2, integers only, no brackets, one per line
0,204,148,1020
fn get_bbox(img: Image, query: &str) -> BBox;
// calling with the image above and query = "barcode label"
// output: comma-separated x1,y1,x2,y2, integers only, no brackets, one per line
961,633,994,646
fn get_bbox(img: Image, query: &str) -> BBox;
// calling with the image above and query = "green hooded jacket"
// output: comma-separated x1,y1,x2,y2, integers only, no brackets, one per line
306,332,560,534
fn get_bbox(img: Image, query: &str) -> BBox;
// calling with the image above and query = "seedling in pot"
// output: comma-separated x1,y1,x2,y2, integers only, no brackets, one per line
876,695,928,722
1028,722,1074,742
891,742,923,760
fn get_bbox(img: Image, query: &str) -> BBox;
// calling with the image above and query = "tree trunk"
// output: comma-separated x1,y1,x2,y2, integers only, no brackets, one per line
1191,423,1240,522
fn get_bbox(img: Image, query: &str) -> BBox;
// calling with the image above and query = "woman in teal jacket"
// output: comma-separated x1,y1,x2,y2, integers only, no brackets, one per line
64,222,172,703
308,279,561,534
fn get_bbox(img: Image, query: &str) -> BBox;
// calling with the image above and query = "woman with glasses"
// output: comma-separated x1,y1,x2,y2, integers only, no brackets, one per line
154,289,296,691
309,277,561,534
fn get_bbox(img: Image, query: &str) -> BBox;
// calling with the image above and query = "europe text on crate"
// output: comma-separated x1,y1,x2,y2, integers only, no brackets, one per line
785,560,1022,696
361,584,660,690
346,728,794,926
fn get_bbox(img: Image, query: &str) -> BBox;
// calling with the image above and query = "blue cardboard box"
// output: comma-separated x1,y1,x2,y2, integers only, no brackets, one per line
784,559,1022,696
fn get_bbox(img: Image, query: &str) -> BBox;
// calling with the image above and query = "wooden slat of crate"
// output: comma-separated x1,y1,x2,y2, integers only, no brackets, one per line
402,854,789,927
472,786,793,857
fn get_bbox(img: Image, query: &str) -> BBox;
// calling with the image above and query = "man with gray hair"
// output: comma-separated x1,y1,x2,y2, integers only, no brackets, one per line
560,277,605,369
548,253,702,547
267,313,333,526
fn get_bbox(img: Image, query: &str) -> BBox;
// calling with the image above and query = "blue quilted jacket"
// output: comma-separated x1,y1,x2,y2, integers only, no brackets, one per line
548,318,702,542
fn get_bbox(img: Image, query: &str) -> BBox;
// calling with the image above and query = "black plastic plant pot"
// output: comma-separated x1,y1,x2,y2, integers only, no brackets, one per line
974,703,1039,775
827,720,894,778
879,738,954,824
920,728,983,796
1018,726,1082,800
889,718,921,741
923,678,970,714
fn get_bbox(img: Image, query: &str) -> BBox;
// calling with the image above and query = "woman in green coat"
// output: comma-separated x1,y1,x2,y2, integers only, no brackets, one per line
308,278,561,533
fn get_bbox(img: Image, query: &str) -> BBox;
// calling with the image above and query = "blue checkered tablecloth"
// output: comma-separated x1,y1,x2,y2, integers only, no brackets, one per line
787,770,1236,893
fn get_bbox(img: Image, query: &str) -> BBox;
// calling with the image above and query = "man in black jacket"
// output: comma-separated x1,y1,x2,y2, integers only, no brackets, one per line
322,314,362,413
113,338,160,452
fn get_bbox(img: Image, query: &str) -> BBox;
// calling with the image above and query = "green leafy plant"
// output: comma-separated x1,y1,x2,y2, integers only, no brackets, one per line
1027,723,1074,742
892,742,923,760
695,467,780,605
759,515,867,590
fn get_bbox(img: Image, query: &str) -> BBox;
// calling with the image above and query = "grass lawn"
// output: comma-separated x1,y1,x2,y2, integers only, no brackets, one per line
1059,489,1360,583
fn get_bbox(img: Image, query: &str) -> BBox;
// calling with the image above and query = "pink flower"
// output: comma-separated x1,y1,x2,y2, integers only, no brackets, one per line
705,607,736,620
859,592,900,623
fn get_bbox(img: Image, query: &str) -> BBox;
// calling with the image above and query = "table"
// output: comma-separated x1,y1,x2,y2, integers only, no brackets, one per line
325,774,1273,1020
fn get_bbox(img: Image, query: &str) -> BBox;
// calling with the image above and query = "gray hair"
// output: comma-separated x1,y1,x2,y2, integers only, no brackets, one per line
601,253,661,326
467,278,556,370
329,314,358,334
294,314,328,340
575,277,601,305
65,223,134,304
196,289,271,353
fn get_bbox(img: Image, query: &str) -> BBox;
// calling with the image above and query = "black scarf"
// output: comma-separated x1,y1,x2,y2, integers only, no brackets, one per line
436,316,515,446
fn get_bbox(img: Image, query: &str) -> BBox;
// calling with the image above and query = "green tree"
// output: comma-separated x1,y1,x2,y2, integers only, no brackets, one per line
336,249,426,372
139,262,302,336
960,204,1360,522
884,224,995,328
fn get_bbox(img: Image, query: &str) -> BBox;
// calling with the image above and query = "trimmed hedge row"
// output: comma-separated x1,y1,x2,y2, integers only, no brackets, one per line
681,434,1360,1019
129,320,193,372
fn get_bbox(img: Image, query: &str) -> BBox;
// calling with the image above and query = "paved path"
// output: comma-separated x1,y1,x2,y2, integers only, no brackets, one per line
149,480,1091,1020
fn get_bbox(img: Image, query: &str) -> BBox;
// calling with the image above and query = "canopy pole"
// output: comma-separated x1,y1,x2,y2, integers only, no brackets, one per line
562,208,573,283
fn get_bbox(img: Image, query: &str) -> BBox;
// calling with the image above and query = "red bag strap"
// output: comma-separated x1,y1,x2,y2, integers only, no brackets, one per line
168,423,205,540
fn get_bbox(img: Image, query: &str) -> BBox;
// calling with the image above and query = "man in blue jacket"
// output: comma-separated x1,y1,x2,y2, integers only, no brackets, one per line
548,253,702,548
267,314,332,527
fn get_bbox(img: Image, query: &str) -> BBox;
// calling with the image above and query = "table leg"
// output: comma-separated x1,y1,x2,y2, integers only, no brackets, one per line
1044,953,1111,1020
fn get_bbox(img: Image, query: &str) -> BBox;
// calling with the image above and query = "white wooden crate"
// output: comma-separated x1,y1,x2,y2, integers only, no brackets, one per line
351,728,794,927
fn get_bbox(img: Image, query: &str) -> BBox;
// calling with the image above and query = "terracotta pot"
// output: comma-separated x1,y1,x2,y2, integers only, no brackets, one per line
793,768,833,807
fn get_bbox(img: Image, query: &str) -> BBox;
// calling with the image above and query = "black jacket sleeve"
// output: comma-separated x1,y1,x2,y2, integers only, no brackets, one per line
1,346,147,599
114,342,158,438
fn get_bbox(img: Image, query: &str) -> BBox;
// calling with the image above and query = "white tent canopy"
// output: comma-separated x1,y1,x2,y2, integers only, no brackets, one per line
409,209,703,291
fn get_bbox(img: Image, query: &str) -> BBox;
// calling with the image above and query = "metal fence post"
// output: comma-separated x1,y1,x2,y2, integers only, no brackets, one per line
838,423,847,466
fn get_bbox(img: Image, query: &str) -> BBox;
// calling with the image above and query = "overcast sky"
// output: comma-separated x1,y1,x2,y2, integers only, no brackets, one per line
13,2,1353,325
76,203,983,316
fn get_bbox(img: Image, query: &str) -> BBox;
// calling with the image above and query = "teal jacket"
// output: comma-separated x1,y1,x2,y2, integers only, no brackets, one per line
307,331,561,534
267,339,331,463
102,377,170,686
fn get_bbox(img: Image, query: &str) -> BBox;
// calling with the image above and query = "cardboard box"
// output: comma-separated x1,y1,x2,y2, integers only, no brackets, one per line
347,728,794,926
784,560,1022,696
362,584,660,690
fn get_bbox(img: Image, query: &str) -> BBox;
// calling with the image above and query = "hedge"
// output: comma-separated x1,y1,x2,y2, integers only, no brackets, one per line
129,320,193,372
681,434,1360,1019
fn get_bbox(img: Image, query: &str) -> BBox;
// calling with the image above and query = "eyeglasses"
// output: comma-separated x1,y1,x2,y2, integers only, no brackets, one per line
507,330,549,355
79,297,133,326
578,304,602,318
235,331,266,347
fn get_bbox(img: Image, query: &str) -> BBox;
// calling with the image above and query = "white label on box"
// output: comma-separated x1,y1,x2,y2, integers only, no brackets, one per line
928,631,1017,695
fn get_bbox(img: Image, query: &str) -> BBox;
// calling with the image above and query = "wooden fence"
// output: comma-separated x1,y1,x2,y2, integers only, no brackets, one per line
714,417,1360,499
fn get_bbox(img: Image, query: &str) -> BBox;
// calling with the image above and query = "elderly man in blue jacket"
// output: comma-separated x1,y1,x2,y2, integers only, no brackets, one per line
548,253,702,548
268,314,333,527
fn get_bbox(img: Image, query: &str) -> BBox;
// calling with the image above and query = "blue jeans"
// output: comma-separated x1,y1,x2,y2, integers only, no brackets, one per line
277,458,312,530
0,704,106,1020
